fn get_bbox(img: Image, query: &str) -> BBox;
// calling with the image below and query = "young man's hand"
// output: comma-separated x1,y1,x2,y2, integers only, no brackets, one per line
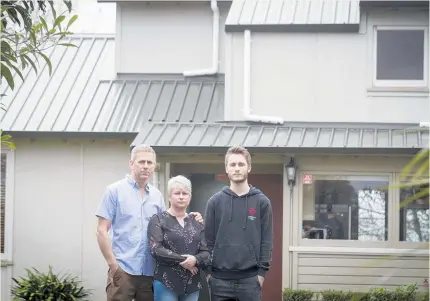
189,212,204,224
257,275,264,287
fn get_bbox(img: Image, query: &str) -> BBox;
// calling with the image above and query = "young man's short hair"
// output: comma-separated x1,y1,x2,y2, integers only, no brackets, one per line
225,146,252,166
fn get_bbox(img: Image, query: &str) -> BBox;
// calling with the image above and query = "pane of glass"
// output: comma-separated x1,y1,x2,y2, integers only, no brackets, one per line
376,29,425,80
399,181,429,242
302,175,389,241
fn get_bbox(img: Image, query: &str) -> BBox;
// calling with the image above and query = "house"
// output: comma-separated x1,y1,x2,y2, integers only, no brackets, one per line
1,0,429,300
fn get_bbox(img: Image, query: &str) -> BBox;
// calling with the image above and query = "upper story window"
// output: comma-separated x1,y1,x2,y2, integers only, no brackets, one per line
374,26,428,88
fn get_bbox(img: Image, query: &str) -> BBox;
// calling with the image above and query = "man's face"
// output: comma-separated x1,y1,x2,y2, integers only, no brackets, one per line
225,153,251,183
129,152,156,182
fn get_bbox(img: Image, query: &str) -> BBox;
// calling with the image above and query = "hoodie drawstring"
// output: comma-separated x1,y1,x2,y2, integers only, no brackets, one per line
243,195,248,230
228,194,249,230
229,194,233,222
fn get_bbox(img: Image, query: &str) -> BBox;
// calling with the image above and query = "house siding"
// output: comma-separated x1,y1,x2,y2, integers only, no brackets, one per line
225,8,430,124
116,1,230,74
9,138,162,300
296,253,429,292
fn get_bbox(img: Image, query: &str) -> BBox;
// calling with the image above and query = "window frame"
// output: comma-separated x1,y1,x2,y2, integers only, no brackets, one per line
392,172,429,249
297,170,395,248
1,148,15,262
372,25,429,89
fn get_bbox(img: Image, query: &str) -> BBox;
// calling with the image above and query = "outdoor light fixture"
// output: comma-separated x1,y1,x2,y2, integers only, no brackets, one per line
286,157,297,187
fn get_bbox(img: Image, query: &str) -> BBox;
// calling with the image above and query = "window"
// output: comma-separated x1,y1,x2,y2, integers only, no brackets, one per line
374,26,428,88
399,181,429,242
1,150,14,260
301,175,389,241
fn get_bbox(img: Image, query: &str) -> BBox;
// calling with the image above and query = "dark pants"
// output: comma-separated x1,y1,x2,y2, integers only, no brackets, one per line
106,266,153,301
209,276,262,301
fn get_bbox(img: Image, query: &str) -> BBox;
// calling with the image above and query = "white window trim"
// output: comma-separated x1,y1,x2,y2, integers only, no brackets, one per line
297,170,395,248
373,25,429,89
1,148,15,262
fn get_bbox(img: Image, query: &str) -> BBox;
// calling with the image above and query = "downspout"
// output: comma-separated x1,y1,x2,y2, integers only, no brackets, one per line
183,0,219,76
243,30,284,124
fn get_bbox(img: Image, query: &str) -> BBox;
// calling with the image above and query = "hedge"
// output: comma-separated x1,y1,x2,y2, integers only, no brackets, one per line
283,283,429,301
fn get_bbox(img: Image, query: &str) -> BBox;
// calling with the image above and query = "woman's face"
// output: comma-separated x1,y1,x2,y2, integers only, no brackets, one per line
169,185,191,210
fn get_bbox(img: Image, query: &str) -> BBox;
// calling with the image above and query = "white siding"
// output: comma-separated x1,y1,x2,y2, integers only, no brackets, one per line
1,265,12,301
11,139,131,300
117,1,229,73
225,9,430,124
296,253,429,292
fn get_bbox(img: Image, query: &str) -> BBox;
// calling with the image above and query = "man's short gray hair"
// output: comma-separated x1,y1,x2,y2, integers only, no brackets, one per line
168,175,192,196
130,144,156,162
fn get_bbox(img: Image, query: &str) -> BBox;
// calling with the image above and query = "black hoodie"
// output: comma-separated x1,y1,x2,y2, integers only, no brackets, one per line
204,185,273,280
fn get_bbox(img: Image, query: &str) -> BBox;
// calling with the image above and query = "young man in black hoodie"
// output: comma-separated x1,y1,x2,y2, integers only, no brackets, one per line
204,146,274,301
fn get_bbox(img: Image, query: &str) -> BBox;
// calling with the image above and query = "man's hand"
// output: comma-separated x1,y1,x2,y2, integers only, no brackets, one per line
189,212,204,224
257,275,264,287
108,262,119,280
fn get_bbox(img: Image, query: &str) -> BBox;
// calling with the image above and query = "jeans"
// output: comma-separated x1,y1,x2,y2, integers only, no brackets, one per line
209,276,262,301
153,280,200,301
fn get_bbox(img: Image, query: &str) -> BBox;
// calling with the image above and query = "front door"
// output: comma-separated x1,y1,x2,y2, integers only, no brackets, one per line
248,174,284,301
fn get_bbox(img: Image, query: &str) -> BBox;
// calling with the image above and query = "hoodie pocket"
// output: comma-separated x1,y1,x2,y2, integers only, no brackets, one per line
212,244,258,271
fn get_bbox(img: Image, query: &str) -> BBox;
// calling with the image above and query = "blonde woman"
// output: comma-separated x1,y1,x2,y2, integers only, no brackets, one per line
148,175,209,301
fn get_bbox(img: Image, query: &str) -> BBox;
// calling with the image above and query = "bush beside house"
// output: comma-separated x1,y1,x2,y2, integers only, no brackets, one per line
10,266,91,301
283,283,429,301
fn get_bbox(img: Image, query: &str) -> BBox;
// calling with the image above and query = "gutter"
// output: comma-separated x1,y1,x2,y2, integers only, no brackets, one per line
183,0,219,76
243,30,284,124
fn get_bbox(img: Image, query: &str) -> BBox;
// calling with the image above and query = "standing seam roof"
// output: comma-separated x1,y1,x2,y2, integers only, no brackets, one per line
225,0,361,32
0,35,224,133
132,122,429,150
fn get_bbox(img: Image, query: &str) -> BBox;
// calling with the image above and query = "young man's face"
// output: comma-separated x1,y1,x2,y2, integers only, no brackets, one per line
225,153,251,184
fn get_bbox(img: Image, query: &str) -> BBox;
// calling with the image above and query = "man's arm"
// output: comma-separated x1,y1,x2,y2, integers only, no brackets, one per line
95,188,117,271
258,196,273,278
96,217,117,268
204,196,216,275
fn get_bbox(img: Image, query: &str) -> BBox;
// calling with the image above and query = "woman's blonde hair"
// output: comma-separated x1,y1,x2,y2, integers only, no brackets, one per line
167,175,192,196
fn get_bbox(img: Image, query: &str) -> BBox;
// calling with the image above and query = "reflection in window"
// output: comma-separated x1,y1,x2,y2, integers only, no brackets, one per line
302,176,389,241
400,181,429,242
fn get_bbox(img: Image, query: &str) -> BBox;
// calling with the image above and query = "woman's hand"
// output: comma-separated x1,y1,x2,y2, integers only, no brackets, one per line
180,254,197,270
188,266,198,275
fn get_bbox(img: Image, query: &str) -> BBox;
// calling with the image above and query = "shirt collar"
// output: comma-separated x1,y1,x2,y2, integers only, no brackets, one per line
125,174,150,192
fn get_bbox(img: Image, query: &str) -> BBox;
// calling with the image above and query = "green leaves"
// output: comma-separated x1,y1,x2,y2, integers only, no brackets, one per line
11,266,91,301
0,0,79,151
0,129,15,149
0,0,79,92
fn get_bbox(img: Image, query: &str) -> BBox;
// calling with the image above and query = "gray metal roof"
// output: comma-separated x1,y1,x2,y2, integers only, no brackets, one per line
0,36,224,133
225,0,361,32
131,122,429,153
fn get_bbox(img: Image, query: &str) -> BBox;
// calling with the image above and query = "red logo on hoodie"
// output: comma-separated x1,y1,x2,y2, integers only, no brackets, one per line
249,208,256,215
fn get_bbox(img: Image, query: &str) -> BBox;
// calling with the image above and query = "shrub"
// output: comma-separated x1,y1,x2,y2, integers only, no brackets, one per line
320,290,354,301
283,288,314,301
417,291,429,301
391,283,418,301
11,266,91,301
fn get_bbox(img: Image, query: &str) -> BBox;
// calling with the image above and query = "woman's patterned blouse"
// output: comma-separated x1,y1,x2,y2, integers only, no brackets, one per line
148,211,210,296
